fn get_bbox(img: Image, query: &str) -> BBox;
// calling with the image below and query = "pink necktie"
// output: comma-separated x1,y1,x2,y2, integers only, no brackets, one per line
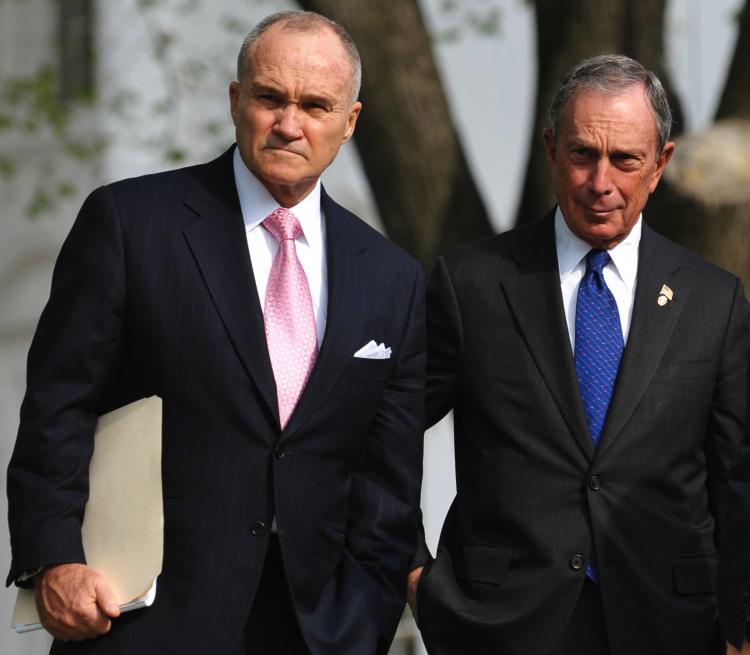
262,208,318,429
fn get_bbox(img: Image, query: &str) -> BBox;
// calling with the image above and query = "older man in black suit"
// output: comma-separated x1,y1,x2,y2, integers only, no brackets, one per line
409,54,749,655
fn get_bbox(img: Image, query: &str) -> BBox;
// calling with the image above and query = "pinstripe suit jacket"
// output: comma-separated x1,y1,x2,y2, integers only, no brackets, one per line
6,146,426,655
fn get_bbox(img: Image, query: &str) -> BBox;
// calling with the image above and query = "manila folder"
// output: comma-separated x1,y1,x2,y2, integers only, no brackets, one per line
12,395,164,632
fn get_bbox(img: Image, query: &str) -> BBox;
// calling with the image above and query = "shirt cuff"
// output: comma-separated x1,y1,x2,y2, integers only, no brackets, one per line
16,567,43,588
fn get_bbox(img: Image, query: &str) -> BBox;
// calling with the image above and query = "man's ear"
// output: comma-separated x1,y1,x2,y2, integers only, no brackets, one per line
229,81,240,127
648,141,675,193
342,101,362,144
543,128,557,166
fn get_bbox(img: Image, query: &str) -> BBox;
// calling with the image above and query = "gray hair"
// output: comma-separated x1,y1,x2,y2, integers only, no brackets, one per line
236,10,362,103
548,54,673,154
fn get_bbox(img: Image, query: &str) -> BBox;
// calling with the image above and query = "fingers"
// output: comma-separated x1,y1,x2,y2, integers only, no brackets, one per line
94,578,121,619
406,566,423,619
726,641,750,655
34,563,119,641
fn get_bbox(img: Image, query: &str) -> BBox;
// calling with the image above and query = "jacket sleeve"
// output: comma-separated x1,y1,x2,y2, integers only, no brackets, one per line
410,256,464,570
6,186,127,585
705,279,750,530
345,258,426,651
425,256,462,430
719,338,750,649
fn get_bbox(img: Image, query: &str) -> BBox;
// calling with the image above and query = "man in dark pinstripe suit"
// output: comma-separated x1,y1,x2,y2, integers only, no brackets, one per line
7,11,425,655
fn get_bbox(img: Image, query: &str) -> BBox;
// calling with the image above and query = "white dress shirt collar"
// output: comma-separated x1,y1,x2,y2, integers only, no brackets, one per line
232,146,328,350
555,206,641,347
554,206,641,295
232,147,324,253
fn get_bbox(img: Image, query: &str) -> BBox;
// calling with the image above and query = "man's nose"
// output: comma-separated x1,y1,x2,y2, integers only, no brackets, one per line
273,105,303,140
588,159,614,195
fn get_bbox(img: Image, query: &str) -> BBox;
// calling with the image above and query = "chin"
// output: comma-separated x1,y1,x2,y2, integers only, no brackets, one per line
258,166,303,184
570,222,614,243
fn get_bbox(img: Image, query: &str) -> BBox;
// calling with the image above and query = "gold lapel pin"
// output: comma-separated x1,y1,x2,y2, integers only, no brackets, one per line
657,284,673,307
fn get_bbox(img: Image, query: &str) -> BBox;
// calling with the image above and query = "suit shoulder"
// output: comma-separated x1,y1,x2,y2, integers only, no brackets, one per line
78,151,233,233
88,146,232,205
325,194,423,277
439,221,539,274
646,227,743,291
102,158,207,202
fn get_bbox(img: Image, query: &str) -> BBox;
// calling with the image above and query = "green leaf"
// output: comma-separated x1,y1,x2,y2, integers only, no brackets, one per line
203,120,224,136
165,147,186,163
57,181,76,198
434,27,461,43
180,58,208,86
468,8,502,36
153,31,175,59
108,88,140,116
177,0,200,12
221,15,248,35
27,188,53,218
63,138,106,161
0,157,17,177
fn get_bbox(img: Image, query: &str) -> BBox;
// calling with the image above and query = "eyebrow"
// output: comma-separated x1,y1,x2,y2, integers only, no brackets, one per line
565,137,648,155
248,81,336,104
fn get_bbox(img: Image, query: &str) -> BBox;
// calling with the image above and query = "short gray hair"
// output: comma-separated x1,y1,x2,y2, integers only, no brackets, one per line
236,10,362,103
548,54,673,154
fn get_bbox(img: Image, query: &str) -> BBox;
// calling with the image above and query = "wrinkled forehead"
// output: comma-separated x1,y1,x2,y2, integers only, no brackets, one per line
245,24,353,91
562,85,659,142
244,23,350,79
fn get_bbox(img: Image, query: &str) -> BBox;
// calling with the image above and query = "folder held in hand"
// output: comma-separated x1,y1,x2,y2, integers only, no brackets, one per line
12,396,164,633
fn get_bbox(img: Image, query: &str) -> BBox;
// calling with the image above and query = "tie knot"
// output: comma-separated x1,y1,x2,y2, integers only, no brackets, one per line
263,208,302,242
586,249,611,274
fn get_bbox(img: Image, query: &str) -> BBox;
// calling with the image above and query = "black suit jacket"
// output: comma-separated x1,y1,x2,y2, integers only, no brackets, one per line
415,212,749,655
6,147,426,655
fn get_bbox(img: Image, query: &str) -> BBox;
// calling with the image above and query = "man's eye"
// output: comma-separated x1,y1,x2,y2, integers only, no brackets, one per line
303,102,327,112
613,153,640,167
256,94,280,105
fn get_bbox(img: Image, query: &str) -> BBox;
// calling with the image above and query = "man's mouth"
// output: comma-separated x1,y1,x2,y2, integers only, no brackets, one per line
584,206,617,218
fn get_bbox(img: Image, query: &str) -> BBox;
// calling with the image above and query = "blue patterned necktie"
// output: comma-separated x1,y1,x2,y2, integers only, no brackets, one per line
575,249,624,582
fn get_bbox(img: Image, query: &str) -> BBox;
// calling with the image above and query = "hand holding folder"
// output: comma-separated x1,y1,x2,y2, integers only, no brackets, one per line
12,396,164,634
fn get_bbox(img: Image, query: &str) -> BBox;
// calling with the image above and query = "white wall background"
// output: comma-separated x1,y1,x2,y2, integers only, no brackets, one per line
0,0,743,653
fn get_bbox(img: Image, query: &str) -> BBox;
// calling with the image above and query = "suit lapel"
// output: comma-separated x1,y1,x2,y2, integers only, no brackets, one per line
182,148,279,425
280,190,367,441
501,213,594,459
596,224,687,456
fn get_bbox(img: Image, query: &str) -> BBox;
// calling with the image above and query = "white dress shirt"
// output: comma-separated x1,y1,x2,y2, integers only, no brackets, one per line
232,147,327,347
555,206,641,351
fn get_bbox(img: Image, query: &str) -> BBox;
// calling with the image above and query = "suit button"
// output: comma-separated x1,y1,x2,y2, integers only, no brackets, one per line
589,475,601,491
569,554,584,571
274,447,286,460
250,521,266,536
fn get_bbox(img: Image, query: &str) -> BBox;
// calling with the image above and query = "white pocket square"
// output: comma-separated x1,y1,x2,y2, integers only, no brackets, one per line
354,340,391,360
